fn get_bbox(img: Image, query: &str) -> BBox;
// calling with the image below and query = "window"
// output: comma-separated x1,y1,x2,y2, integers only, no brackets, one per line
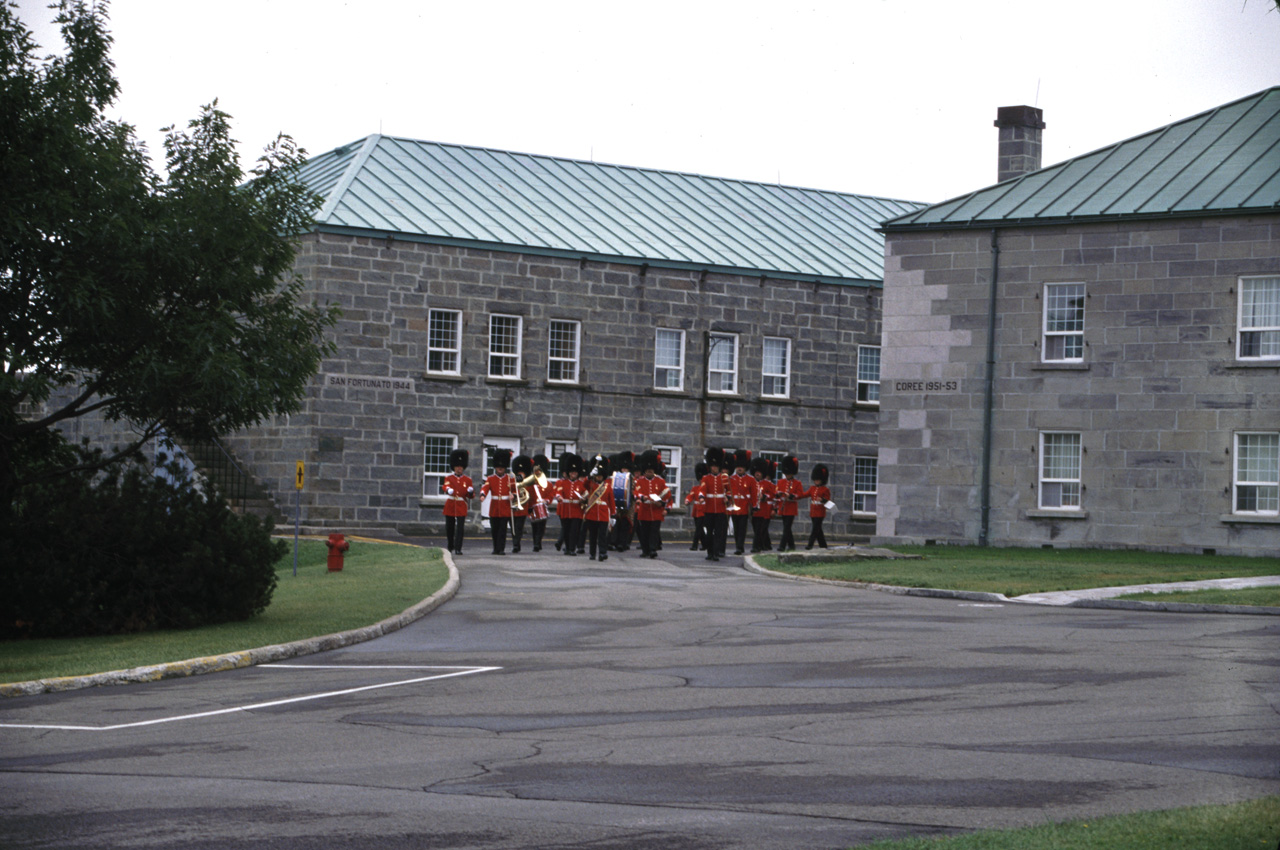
488,314,522,378
653,445,683,503
1043,283,1085,362
548,320,580,383
427,310,462,374
853,457,878,514
857,346,880,404
1039,432,1082,510
1238,276,1279,360
544,440,577,480
761,337,791,398
655,328,685,390
1234,432,1279,515
423,434,457,498
707,333,738,394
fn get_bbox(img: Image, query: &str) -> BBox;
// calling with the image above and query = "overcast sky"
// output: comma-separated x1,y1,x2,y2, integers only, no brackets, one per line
15,0,1280,204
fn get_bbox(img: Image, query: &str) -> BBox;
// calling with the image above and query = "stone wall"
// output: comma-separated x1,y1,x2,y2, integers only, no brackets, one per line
875,215,1280,556
225,232,884,537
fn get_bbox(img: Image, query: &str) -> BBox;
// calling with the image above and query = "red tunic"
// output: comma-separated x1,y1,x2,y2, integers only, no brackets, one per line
583,481,615,523
753,478,775,520
634,474,670,522
481,473,515,518
728,472,758,518
805,485,831,518
775,477,804,517
440,474,474,518
685,482,705,518
699,472,731,515
556,478,585,520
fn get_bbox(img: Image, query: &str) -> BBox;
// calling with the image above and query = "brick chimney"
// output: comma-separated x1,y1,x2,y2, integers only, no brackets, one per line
994,105,1045,182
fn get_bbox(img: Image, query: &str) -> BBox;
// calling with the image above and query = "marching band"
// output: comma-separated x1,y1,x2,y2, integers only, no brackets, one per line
443,445,834,557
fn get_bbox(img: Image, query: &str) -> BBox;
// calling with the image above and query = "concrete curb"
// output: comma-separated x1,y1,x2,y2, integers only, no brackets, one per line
0,551,460,699
741,555,1280,616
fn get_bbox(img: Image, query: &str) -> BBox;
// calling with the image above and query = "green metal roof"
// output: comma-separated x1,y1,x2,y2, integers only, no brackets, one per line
298,135,925,285
883,87,1280,231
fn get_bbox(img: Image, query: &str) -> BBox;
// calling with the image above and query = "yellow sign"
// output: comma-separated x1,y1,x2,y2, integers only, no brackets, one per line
295,461,305,490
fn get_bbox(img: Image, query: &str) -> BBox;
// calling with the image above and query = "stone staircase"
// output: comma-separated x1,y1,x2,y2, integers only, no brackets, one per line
180,438,287,527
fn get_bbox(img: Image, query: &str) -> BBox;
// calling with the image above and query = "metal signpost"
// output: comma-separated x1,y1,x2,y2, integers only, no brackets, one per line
294,461,304,576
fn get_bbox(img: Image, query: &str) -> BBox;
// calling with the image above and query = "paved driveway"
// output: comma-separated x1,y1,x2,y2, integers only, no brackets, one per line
2,544,1277,849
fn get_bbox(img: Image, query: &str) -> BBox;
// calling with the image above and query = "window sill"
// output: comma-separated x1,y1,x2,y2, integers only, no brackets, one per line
543,380,589,390
1225,361,1280,371
1219,514,1280,525
853,401,881,411
706,392,745,401
1026,509,1089,520
423,372,468,383
1032,362,1089,372
651,387,688,397
485,377,529,387
757,396,800,406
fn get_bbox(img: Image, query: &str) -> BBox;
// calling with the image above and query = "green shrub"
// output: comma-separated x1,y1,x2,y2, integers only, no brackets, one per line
1,461,282,638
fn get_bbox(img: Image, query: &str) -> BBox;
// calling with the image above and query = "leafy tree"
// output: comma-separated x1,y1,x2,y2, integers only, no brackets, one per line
0,0,338,503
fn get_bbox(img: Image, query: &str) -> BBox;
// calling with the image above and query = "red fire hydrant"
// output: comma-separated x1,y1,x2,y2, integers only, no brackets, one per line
326,533,349,571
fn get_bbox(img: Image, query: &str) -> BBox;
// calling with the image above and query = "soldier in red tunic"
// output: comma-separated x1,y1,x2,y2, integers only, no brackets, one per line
581,454,616,561
441,448,473,556
750,456,776,553
554,452,585,556
805,463,832,549
480,448,515,555
775,454,804,552
728,449,759,555
699,448,731,561
685,462,707,551
633,450,672,559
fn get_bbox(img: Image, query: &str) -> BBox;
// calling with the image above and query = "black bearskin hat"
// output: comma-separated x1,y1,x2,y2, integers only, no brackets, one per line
705,447,726,468
610,450,635,472
780,455,799,476
812,463,829,485
491,448,512,470
732,449,751,471
449,448,469,470
638,449,663,474
694,462,708,481
558,451,581,475
587,453,611,479
513,454,533,477
533,453,550,472
749,455,771,477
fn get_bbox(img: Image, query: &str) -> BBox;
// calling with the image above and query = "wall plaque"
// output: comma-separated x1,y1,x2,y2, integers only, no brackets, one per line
324,374,414,392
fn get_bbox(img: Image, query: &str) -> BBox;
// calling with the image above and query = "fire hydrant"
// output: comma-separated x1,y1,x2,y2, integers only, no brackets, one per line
326,533,349,571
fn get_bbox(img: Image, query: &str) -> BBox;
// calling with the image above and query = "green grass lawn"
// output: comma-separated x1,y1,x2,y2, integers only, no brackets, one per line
1115,586,1280,607
857,795,1279,850
0,537,449,684
756,546,1280,599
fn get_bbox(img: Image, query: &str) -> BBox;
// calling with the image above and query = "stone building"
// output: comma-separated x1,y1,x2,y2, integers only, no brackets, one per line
875,88,1280,556
224,136,922,536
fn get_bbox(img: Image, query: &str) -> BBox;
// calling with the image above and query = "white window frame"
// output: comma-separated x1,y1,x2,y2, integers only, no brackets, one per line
488,314,523,379
544,440,578,480
1039,432,1082,510
547,319,581,384
1233,432,1279,516
761,337,791,398
653,445,683,503
856,345,880,405
422,434,457,499
426,309,462,375
707,333,738,395
853,457,878,515
654,328,685,391
1238,275,1280,361
1042,282,1086,363
482,437,522,477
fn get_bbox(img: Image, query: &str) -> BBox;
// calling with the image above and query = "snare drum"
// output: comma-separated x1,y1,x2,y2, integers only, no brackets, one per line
530,501,549,521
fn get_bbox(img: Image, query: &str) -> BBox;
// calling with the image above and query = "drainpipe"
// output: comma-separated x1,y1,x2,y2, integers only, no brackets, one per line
979,229,1000,546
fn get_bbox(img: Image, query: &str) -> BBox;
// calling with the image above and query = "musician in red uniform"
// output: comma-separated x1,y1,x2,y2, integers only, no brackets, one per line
728,449,758,555
554,452,585,556
480,448,515,555
517,453,552,552
775,454,804,552
634,450,672,559
510,455,533,553
699,448,731,561
581,454,616,561
441,448,474,556
750,456,776,553
685,463,707,551
805,463,832,549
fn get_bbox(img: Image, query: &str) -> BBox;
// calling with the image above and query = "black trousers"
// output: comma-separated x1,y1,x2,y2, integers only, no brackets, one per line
490,516,509,553
531,519,547,550
751,516,772,552
637,519,661,556
779,515,796,551
807,516,827,548
560,518,582,554
705,513,728,558
445,515,466,552
512,514,526,551
586,520,610,558
731,514,750,553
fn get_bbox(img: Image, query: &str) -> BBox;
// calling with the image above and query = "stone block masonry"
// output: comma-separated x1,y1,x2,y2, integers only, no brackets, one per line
224,234,884,538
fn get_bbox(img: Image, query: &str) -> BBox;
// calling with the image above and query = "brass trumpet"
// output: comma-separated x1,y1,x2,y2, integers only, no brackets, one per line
515,470,548,509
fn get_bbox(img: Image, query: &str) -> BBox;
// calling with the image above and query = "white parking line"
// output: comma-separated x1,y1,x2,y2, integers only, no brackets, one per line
0,665,500,732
